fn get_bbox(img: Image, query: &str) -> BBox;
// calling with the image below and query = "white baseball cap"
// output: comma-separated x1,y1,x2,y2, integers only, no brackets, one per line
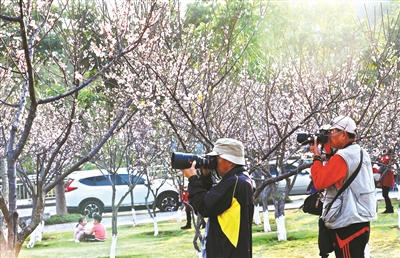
329,115,357,134
206,138,246,165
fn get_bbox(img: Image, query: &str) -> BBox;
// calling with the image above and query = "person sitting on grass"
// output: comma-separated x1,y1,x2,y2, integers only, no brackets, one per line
74,216,87,242
83,214,106,242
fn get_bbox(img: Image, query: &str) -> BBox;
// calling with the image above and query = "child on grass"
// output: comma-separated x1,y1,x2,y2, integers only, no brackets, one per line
83,214,106,242
74,216,87,242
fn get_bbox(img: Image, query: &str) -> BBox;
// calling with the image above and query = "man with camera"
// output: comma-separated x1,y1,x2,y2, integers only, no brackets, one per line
310,115,377,258
180,138,254,258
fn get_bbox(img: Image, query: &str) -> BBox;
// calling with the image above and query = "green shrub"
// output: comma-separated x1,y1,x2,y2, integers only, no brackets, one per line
44,213,82,225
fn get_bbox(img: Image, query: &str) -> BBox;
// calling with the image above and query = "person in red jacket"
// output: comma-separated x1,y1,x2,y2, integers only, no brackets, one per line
179,185,206,229
180,186,192,229
377,149,395,213
310,115,377,258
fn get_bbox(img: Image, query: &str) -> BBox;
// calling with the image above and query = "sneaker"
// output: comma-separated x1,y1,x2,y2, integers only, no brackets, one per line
382,209,394,214
75,239,80,243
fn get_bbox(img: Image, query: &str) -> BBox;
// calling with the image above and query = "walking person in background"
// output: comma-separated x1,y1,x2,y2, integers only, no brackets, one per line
180,186,192,229
377,149,395,214
180,186,206,230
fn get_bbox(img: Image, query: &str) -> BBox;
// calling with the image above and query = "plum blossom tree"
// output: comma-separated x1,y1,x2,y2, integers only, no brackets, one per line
2,2,400,258
236,2,400,241
0,0,170,256
89,131,144,258
163,1,400,243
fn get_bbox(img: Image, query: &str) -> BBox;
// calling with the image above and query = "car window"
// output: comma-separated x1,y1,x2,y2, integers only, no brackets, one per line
285,164,297,171
79,177,96,186
132,175,145,185
96,175,111,186
119,174,130,185
269,165,277,176
79,174,133,186
110,174,125,185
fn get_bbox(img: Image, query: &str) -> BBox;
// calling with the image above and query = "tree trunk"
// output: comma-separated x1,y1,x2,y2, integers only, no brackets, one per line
110,185,118,258
262,190,271,232
130,192,137,226
6,159,18,258
153,218,158,236
131,208,137,227
0,158,8,204
253,204,261,225
274,197,287,241
1,159,47,258
276,214,287,241
110,209,118,258
110,234,117,258
55,181,67,215
0,158,8,255
398,206,400,230
263,210,271,232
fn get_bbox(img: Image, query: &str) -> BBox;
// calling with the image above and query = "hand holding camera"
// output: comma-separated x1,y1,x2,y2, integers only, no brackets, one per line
181,160,197,178
297,125,332,157
296,127,330,146
309,138,322,156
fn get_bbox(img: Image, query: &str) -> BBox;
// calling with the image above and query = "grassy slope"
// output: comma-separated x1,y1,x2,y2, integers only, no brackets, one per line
19,201,400,258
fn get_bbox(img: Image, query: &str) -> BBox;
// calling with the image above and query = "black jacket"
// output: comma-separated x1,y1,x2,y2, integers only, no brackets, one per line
188,166,254,258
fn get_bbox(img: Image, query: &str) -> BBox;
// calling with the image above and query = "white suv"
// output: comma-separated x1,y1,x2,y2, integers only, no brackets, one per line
65,168,180,217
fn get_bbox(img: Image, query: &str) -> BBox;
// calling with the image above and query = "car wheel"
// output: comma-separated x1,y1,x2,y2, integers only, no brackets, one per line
157,193,178,212
81,200,103,218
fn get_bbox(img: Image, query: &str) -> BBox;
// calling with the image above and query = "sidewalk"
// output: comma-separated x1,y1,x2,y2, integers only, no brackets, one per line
22,189,399,233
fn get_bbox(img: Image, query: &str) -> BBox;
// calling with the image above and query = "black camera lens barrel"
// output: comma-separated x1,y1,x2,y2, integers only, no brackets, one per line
171,152,217,170
296,132,315,145
297,130,329,146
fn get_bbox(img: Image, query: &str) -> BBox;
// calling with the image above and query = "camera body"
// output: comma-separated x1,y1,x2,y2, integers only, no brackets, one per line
297,129,329,146
171,152,218,170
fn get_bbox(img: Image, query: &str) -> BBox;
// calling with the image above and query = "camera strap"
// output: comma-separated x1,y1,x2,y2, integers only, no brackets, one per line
324,148,363,215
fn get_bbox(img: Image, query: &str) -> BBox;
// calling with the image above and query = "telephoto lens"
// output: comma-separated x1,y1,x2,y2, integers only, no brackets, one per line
297,131,329,146
171,152,217,170
296,132,315,145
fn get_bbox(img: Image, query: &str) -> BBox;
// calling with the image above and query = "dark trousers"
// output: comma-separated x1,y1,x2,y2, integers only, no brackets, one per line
83,233,95,241
382,186,393,210
185,206,192,225
183,203,205,227
332,222,370,258
83,233,104,242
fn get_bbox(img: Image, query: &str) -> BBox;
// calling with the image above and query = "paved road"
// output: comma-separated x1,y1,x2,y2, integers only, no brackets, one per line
18,189,399,233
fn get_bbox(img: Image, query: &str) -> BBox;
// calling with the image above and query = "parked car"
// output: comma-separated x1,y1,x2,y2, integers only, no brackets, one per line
270,159,313,195
65,168,180,217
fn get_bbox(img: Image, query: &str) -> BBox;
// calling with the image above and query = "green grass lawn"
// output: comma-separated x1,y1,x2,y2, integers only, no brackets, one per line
19,201,400,258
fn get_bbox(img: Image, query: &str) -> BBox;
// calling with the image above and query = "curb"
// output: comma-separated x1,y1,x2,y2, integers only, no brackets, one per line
17,202,56,209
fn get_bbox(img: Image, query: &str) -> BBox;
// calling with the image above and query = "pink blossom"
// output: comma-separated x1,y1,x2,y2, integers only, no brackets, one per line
74,72,83,81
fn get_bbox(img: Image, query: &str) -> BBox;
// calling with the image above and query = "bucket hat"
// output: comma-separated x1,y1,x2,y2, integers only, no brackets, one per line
206,138,245,165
